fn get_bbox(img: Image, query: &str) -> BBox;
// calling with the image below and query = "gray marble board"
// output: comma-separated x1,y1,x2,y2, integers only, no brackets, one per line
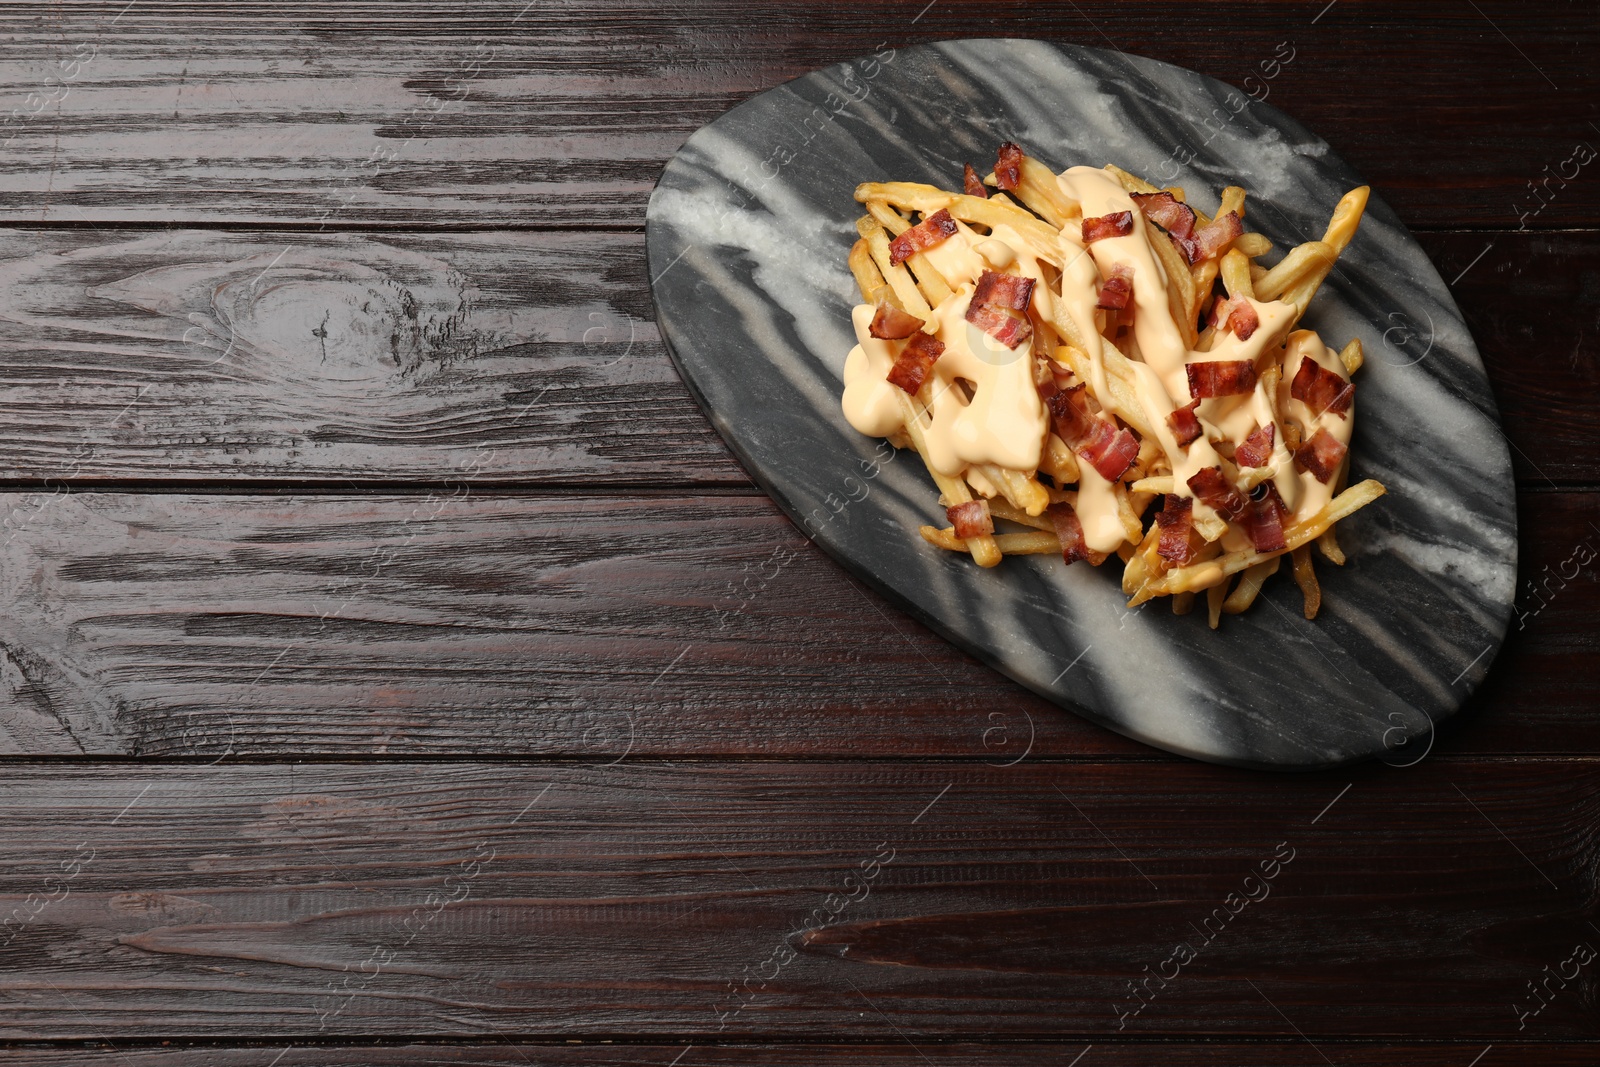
644,38,1517,770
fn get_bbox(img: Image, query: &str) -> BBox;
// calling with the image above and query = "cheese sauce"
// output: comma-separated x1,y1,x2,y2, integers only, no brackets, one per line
843,221,1051,479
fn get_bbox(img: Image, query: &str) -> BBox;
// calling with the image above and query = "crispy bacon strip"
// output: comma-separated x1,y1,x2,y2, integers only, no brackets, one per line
1096,264,1133,310
965,269,1036,349
1186,359,1258,399
1234,423,1276,468
868,302,924,340
1080,424,1141,482
1034,357,1073,400
1291,357,1355,418
1186,466,1246,520
885,331,944,394
1046,386,1140,481
947,499,994,539
1045,386,1095,443
888,208,958,266
1242,483,1289,553
1294,426,1348,483
1167,398,1202,447
963,163,989,199
964,302,1032,348
1047,501,1090,564
971,270,1035,312
1082,210,1134,245
994,142,1024,191
1130,191,1197,240
1155,494,1196,565
1210,295,1260,340
1176,210,1244,264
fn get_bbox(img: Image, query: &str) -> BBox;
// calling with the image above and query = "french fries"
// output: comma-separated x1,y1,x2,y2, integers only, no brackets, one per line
844,146,1386,626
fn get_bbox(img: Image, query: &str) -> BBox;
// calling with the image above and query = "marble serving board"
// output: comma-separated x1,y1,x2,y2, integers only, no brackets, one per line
644,38,1516,770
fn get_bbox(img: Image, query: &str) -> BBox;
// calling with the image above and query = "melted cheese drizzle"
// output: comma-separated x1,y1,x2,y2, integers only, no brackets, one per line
841,167,1350,554
844,220,1050,480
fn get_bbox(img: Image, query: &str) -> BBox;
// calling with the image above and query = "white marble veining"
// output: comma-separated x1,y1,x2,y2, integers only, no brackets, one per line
645,39,1517,768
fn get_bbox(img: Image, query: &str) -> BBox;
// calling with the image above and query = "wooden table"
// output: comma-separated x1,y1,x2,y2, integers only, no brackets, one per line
0,2,1595,1063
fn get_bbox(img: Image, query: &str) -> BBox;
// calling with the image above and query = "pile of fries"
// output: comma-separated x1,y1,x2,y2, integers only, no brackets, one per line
844,146,1387,627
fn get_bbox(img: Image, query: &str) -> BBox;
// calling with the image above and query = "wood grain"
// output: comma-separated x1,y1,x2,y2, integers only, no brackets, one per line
0,229,736,486
0,228,1593,486
1,1042,1595,1065
0,488,1590,759
0,2,1595,229
0,760,1593,1039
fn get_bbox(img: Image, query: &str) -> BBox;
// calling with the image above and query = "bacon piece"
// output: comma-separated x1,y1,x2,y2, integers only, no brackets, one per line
1033,357,1073,400
963,163,989,199
1290,357,1355,419
1209,295,1260,341
964,302,1032,348
1186,359,1258,399
1047,501,1090,564
1130,191,1197,240
1079,423,1140,482
1045,386,1096,444
1176,210,1244,264
1081,210,1134,245
868,302,924,340
1155,494,1196,565
1096,264,1133,310
1242,483,1289,553
1186,466,1246,520
1294,426,1348,484
994,142,1024,191
1234,423,1276,468
947,499,994,539
885,331,944,394
1167,398,1202,447
1045,386,1139,481
971,270,1035,312
964,269,1036,349
888,208,958,266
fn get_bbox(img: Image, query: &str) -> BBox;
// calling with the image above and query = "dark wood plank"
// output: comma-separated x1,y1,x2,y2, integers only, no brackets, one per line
0,229,737,486
0,2,1595,229
0,488,1590,759
0,760,1593,1038
1,1042,1593,1065
1451,489,1600,758
0,487,1124,758
1419,231,1600,488
0,228,1593,486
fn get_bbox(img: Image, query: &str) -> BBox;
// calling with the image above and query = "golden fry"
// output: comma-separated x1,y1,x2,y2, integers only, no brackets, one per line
848,238,890,305
1220,248,1255,301
922,526,1059,556
1207,581,1228,629
1339,337,1364,376
992,154,1078,228
1134,480,1387,602
857,215,931,316
1291,544,1322,619
1235,232,1273,257
1223,557,1281,614
1054,342,1157,439
864,199,953,305
1255,240,1335,303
